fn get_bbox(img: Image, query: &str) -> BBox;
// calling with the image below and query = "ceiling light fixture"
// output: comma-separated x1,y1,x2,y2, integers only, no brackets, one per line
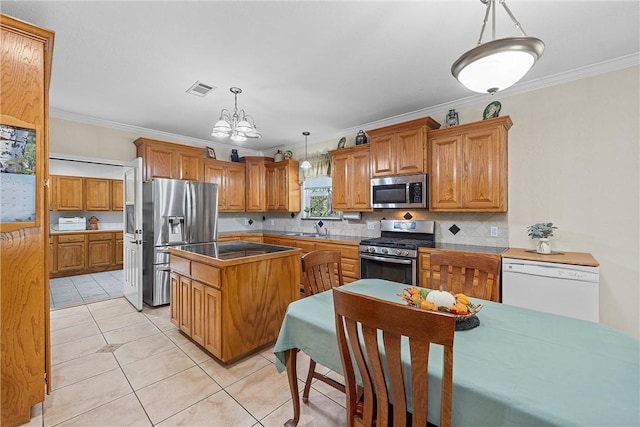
301,132,312,169
211,87,261,142
451,0,544,94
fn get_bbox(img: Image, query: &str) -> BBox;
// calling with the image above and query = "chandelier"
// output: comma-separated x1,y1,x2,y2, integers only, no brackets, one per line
451,0,544,94
211,87,261,142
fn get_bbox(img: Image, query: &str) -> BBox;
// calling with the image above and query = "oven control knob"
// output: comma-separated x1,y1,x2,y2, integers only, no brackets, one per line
402,250,409,256
367,247,375,253
381,248,388,254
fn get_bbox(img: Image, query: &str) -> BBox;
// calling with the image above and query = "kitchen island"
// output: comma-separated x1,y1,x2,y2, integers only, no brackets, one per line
168,241,302,363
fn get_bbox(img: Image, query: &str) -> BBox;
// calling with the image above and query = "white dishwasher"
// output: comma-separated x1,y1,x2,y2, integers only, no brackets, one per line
502,257,600,322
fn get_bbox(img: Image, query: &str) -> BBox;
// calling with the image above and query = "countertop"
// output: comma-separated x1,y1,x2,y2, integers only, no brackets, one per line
172,241,297,261
50,228,123,235
502,247,599,267
222,230,362,244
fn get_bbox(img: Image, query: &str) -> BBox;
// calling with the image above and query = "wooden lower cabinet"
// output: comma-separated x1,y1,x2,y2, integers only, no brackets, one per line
169,248,300,363
57,234,87,274
51,231,124,278
218,233,263,243
418,248,502,302
315,241,359,283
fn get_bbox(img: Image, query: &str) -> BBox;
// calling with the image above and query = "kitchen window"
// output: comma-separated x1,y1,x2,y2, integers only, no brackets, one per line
301,176,341,220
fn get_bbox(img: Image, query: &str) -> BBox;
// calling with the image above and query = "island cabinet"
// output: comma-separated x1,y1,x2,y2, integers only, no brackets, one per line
368,117,441,177
134,137,205,181
429,116,512,212
329,145,372,211
242,156,272,212
418,247,502,302
265,160,301,212
203,158,246,212
168,244,301,363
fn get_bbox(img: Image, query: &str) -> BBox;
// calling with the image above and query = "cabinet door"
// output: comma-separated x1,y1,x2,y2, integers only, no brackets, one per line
114,233,123,266
87,234,113,268
265,166,278,210
262,235,280,245
175,151,203,181
191,281,205,346
395,127,425,175
144,145,174,180
179,275,191,335
57,235,86,272
430,135,463,210
111,180,123,211
203,285,222,358
351,149,372,210
245,159,266,212
462,128,504,210
85,178,111,211
276,165,288,210
331,153,349,211
203,161,226,207
53,176,84,211
225,163,246,211
49,237,57,275
169,272,180,327
370,134,394,177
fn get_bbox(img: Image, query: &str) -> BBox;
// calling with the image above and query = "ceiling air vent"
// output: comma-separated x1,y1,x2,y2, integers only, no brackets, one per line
186,81,216,97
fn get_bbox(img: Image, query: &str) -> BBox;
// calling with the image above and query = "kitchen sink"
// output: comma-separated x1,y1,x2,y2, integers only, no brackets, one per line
284,232,327,238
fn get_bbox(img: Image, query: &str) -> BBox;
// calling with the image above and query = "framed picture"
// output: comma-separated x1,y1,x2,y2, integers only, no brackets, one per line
207,147,216,159
337,137,346,149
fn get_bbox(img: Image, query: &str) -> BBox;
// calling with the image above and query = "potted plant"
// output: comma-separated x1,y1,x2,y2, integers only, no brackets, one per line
527,222,557,254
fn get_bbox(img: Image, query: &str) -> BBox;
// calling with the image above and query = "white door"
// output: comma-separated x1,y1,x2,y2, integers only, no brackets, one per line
123,158,143,311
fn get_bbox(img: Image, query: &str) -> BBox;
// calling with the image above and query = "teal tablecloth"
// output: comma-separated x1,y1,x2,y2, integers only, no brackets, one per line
274,279,640,426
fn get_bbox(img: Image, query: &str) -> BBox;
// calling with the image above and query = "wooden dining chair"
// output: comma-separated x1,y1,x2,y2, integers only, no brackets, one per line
333,287,456,427
300,250,346,403
429,251,502,302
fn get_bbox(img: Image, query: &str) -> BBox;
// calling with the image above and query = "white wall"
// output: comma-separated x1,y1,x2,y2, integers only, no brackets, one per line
48,66,640,337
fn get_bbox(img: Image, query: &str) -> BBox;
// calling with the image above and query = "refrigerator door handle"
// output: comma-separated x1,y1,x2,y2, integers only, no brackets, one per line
184,182,192,243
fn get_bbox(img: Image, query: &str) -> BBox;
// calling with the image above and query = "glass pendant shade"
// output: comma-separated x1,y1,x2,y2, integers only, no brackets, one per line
451,0,544,94
236,119,253,133
452,37,544,94
213,118,232,132
301,160,312,169
230,132,247,142
301,131,311,169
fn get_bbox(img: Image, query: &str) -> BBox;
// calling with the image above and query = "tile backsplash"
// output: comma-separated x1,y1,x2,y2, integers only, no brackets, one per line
219,210,509,247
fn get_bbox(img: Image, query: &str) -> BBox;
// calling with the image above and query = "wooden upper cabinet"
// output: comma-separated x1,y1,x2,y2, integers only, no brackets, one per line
111,180,123,211
429,116,512,212
265,160,301,212
368,117,441,177
52,175,84,211
330,145,372,211
203,159,246,212
85,178,111,211
134,137,205,181
242,156,272,212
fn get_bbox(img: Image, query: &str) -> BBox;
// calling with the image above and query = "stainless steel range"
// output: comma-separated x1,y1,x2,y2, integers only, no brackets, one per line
359,219,435,285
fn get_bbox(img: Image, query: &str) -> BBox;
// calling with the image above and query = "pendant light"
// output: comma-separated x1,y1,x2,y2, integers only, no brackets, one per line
212,87,261,142
300,132,312,169
451,0,544,94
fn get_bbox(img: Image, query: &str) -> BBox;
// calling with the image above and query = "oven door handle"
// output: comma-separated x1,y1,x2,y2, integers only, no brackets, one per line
360,254,414,265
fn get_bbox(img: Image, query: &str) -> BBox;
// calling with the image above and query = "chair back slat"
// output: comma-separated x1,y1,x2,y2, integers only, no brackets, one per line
429,252,501,302
302,250,343,296
333,288,455,427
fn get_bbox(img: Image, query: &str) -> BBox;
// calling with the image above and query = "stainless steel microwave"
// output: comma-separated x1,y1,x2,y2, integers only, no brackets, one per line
370,174,428,209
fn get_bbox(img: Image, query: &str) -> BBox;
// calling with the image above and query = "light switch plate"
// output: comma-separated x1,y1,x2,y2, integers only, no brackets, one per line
490,227,498,237
366,221,376,230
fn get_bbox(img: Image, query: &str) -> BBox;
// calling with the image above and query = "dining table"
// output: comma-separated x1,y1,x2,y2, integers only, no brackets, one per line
273,279,639,427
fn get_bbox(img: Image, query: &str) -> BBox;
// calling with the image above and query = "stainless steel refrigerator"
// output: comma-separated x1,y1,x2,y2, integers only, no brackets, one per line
142,178,218,306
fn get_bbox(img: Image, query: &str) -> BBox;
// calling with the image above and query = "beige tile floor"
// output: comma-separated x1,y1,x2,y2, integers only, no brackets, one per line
21,297,347,426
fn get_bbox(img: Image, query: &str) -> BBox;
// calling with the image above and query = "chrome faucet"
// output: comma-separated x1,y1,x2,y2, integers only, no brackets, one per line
315,222,329,235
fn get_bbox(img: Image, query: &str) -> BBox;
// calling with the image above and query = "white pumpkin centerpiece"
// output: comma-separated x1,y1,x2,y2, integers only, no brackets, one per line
426,290,456,307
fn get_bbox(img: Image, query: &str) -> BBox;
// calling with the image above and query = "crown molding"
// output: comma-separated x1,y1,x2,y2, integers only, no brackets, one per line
51,54,638,152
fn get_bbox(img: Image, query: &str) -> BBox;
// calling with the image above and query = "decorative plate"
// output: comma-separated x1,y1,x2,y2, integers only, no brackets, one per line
397,288,483,321
283,150,293,160
483,101,502,120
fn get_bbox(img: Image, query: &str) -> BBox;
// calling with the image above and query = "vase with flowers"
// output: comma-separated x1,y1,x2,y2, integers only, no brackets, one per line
527,222,557,254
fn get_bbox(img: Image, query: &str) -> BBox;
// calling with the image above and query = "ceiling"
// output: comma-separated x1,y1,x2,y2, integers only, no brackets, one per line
2,1,639,153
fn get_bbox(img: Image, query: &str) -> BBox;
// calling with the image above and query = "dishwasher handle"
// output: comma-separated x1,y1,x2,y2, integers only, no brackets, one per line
503,263,599,283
